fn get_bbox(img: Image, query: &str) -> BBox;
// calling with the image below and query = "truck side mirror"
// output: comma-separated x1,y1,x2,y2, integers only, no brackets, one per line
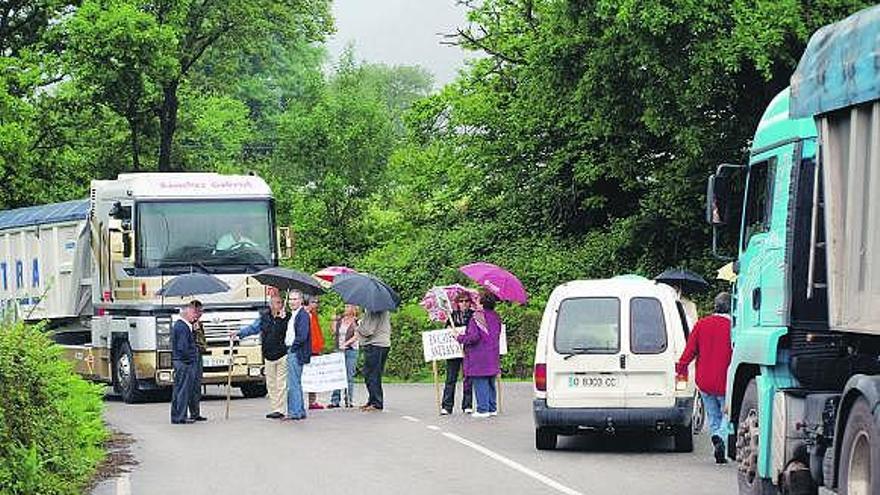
277,227,293,260
706,174,727,226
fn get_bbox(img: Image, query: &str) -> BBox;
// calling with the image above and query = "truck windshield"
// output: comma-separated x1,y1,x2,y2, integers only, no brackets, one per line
137,200,274,272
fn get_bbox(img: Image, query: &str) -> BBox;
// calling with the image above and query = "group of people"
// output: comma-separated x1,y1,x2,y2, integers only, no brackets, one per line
169,287,506,423
169,290,393,423
441,290,504,417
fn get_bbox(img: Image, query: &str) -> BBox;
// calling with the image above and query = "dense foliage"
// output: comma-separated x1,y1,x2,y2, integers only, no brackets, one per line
0,321,107,494
1,0,875,381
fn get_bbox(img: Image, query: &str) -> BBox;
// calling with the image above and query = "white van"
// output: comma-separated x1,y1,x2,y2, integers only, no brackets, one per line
532,276,696,451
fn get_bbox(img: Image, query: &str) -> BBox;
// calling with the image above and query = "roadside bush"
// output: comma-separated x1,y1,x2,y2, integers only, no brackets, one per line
0,321,107,495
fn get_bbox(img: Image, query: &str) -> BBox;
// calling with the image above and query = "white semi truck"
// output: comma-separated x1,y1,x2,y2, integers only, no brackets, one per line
0,173,292,402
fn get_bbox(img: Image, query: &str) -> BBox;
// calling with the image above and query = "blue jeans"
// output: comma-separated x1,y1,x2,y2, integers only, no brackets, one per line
472,376,497,413
701,392,726,439
331,348,358,406
286,353,306,419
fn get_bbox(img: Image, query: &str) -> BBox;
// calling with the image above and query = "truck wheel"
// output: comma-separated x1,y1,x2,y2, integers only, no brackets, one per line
674,425,694,452
838,397,880,495
114,342,147,404
536,428,557,450
736,379,776,494
239,382,268,398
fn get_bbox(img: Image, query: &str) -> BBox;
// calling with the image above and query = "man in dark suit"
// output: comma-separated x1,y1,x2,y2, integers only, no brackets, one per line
171,300,201,424
188,302,207,421
284,290,312,420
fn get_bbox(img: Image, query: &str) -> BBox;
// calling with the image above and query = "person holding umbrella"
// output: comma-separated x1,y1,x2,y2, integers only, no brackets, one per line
442,294,475,415
305,295,326,410
456,290,502,418
170,300,202,424
285,290,312,421
329,304,360,409
357,309,391,411
232,292,291,419
329,272,400,412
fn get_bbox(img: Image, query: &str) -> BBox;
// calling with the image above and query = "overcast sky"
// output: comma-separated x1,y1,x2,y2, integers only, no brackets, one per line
325,0,476,87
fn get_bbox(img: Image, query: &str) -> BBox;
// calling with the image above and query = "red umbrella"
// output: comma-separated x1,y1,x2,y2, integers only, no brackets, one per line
313,266,356,286
459,262,527,304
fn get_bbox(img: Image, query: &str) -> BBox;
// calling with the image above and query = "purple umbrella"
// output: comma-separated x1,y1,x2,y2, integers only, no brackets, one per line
459,262,528,305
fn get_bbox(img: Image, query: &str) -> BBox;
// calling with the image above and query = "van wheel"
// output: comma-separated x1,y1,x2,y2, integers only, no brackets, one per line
114,342,147,404
736,379,775,494
674,425,694,452
838,397,880,495
536,428,557,450
239,383,268,398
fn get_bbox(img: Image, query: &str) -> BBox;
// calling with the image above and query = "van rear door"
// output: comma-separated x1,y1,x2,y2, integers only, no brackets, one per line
546,297,627,408
624,296,676,408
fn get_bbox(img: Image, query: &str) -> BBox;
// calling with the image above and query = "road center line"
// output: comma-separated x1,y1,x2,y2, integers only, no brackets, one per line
426,425,441,431
401,415,421,423
441,432,584,495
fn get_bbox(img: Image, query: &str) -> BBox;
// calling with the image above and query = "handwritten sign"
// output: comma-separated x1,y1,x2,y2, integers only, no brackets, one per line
302,352,348,393
421,325,507,362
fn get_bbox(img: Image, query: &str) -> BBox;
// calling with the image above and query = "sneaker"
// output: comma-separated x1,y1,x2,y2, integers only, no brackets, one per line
309,403,325,410
440,409,451,416
711,435,727,464
327,403,340,409
361,405,382,412
266,412,284,419
471,411,491,418
463,408,474,414
489,411,498,417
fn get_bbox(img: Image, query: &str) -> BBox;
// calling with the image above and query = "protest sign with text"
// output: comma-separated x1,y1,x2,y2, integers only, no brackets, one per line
421,325,507,362
302,352,348,393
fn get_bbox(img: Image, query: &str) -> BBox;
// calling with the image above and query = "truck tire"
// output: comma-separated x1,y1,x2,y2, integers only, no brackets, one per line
838,397,880,495
674,425,694,452
114,342,147,404
737,379,777,495
239,382,268,398
536,428,557,450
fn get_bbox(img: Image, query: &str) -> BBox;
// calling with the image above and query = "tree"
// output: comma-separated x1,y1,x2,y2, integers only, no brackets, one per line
64,0,333,171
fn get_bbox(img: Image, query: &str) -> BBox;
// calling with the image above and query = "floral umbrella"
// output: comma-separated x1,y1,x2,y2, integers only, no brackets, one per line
419,284,480,323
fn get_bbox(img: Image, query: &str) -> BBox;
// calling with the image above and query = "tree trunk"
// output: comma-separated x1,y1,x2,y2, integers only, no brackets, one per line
158,80,180,172
127,116,141,171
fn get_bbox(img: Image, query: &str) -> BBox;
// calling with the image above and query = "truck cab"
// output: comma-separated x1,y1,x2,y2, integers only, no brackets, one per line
0,173,293,403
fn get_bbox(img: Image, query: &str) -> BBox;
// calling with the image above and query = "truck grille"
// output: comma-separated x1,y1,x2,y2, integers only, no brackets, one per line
202,318,258,344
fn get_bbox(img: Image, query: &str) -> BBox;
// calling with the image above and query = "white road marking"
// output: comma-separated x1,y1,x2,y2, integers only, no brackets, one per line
115,473,131,495
441,432,584,495
426,425,441,431
401,415,421,423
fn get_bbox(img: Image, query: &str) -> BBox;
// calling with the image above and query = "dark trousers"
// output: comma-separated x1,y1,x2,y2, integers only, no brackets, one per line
171,360,195,423
472,375,497,414
363,345,390,409
188,357,203,418
442,358,473,411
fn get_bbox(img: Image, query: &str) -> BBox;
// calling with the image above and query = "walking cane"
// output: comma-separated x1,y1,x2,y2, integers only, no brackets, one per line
225,335,234,420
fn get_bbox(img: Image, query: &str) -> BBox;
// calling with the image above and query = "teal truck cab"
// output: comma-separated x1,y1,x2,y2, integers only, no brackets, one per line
707,6,880,495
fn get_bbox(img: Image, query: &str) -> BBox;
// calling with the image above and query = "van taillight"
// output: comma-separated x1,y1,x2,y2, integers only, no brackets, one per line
534,363,547,391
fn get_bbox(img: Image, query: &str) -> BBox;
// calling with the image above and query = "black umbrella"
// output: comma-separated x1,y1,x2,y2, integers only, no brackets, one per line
331,273,400,312
156,273,231,297
655,268,709,294
252,267,325,295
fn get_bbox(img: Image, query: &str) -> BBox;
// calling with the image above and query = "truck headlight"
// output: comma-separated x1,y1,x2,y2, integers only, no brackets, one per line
156,316,172,350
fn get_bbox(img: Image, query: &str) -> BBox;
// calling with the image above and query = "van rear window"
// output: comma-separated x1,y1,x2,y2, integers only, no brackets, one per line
630,297,668,354
554,297,620,354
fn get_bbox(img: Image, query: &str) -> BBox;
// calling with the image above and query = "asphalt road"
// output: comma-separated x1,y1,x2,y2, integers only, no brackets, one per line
93,382,738,495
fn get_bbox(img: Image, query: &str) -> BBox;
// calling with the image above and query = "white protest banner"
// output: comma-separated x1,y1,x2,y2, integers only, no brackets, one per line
301,352,348,393
422,325,507,362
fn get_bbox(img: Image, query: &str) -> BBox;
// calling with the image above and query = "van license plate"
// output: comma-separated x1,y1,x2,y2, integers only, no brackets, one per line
203,356,232,367
568,375,619,388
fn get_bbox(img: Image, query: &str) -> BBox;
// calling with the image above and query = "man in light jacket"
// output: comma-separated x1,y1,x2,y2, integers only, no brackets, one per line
358,310,391,411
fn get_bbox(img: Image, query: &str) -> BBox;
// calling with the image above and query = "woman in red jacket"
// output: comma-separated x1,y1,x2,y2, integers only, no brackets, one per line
677,292,732,464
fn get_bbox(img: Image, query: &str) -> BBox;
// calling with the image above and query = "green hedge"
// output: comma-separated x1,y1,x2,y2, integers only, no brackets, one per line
382,302,544,381
0,321,107,495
